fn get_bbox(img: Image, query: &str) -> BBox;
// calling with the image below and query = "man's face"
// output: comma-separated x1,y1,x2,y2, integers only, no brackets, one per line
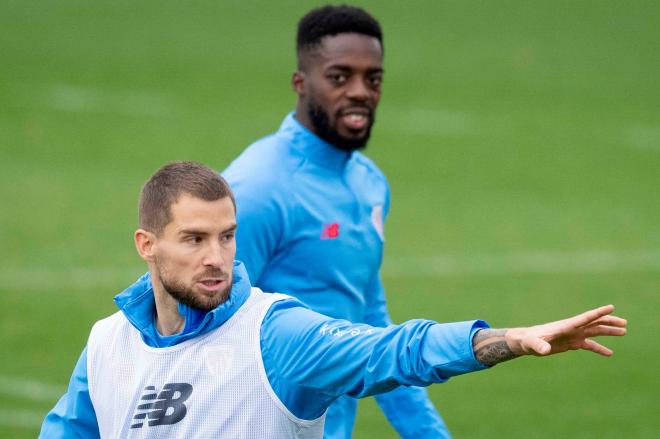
295,33,383,151
150,194,236,311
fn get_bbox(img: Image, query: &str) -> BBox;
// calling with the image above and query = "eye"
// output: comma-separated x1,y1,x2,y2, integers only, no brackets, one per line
185,235,202,244
368,74,382,88
221,232,235,242
327,73,348,85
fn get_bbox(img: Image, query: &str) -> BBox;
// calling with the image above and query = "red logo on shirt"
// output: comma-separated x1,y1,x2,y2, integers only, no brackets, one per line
321,223,340,239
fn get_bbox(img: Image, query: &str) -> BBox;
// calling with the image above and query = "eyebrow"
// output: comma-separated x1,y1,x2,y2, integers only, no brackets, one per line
178,229,208,237
326,64,384,74
223,224,238,234
178,224,237,236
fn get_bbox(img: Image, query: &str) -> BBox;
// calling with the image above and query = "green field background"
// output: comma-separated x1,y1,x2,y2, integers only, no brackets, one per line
1,1,658,437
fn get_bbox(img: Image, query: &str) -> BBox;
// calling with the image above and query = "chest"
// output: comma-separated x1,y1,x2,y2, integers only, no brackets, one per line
86,294,319,438
283,166,386,268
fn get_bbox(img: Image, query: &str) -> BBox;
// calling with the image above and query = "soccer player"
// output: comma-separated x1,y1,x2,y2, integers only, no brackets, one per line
221,4,443,437
39,161,626,438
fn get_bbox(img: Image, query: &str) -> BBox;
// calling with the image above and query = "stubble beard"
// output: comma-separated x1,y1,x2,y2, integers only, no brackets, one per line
155,260,232,312
307,98,374,152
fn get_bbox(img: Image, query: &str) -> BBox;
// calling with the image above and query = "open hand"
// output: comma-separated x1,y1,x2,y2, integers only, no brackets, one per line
505,304,627,357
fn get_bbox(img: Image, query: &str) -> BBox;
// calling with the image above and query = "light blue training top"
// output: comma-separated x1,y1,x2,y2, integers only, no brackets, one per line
223,113,391,325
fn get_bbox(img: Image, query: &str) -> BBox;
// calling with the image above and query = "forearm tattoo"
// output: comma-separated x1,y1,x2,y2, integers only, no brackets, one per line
473,329,519,366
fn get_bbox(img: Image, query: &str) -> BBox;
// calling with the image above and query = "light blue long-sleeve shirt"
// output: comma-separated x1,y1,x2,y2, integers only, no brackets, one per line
39,262,489,438
222,113,452,438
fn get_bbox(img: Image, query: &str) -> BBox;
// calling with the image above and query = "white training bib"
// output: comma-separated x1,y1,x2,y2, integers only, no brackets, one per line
87,288,325,438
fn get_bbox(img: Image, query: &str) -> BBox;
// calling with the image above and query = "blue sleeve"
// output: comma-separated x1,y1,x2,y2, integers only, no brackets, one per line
222,169,283,285
260,299,490,421
38,347,100,438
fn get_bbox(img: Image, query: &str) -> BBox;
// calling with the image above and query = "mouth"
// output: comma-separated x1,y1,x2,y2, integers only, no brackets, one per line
196,278,227,292
339,108,371,132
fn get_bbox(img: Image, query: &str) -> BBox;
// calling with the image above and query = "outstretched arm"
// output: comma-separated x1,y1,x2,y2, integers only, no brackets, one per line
261,301,626,420
472,304,627,366
261,299,490,421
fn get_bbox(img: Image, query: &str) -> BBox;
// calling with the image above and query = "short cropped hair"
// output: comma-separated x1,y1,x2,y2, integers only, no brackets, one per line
139,161,235,235
296,4,382,55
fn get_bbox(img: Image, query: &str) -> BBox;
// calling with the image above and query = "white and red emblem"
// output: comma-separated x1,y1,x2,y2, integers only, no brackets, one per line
371,205,384,241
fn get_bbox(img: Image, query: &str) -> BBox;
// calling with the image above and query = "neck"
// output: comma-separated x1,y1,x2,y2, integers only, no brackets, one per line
294,101,316,135
151,275,185,336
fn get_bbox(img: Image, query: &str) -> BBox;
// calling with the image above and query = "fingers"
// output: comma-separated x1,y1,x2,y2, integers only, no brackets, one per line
584,315,627,329
562,305,615,329
581,339,614,357
581,314,627,337
583,324,627,338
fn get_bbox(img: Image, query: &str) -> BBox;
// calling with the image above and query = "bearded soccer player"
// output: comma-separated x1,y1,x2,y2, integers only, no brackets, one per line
222,5,447,437
39,161,626,438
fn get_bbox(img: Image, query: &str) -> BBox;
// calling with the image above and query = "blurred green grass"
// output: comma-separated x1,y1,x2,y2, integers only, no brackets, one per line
1,1,658,437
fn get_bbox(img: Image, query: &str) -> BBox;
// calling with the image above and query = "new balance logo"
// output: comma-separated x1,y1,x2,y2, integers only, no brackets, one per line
321,222,340,239
131,383,193,429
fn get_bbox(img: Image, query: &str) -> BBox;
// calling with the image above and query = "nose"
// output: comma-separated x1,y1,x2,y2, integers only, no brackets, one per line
202,241,225,268
345,77,370,102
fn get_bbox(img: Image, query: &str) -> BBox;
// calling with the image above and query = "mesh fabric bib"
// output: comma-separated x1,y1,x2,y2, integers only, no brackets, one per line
87,288,325,438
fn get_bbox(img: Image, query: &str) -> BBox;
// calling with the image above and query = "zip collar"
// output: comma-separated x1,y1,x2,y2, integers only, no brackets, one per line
279,112,353,172
113,261,252,347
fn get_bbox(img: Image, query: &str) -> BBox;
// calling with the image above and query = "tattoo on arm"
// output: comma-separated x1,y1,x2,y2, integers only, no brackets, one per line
473,329,519,366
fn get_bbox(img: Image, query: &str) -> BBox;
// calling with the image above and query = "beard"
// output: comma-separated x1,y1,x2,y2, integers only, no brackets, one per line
155,261,232,311
307,98,374,152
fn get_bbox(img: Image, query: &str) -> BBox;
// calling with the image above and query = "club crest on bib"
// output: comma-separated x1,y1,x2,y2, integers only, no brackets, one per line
205,345,235,380
371,204,384,241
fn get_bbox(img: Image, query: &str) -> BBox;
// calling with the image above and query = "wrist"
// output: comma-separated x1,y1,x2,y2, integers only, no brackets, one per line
473,328,519,366
504,328,526,356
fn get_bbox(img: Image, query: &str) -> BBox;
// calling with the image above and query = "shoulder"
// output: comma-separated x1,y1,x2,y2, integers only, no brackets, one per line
248,288,295,311
348,152,390,203
261,297,326,340
223,131,305,187
351,152,388,184
88,311,128,344
223,133,310,221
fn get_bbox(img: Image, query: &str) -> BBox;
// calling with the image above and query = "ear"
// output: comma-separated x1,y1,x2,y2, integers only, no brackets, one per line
292,71,305,95
134,229,156,262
